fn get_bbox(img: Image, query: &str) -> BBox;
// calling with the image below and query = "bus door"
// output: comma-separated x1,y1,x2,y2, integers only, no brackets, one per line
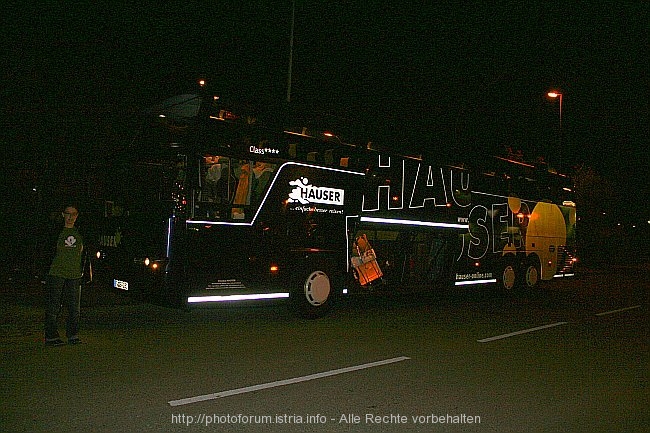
186,154,279,290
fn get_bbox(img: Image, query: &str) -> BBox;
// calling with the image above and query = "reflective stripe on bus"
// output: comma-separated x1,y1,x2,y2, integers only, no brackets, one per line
360,216,469,230
187,293,291,303
454,279,497,286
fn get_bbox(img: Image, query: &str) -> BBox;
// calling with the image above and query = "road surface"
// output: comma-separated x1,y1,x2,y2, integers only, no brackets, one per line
1,265,648,432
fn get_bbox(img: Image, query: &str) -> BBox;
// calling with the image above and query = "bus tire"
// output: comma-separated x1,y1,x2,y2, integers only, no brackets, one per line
290,263,337,319
498,257,518,292
522,257,541,290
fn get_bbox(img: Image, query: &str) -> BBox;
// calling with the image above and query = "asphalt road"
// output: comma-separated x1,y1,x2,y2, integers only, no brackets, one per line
1,265,648,433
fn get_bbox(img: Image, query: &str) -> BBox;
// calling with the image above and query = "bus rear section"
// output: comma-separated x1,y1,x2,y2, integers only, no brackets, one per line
349,153,578,294
452,159,578,292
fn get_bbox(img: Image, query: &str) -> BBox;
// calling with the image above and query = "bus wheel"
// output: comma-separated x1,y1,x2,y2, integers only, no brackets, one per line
522,259,540,290
499,259,518,292
291,267,335,319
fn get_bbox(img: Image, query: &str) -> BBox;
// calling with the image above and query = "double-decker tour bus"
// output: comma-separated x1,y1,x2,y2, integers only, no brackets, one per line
94,93,577,317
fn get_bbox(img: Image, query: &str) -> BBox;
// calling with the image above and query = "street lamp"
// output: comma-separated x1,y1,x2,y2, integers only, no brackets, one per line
547,92,563,131
547,91,563,169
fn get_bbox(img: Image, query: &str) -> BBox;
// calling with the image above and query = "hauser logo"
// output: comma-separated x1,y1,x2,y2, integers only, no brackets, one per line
288,177,344,206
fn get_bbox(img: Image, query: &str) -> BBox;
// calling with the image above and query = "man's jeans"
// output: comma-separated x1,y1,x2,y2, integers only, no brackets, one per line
45,276,81,341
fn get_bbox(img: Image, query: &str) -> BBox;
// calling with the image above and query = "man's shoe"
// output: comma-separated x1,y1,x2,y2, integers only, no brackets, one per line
68,338,83,345
45,338,66,347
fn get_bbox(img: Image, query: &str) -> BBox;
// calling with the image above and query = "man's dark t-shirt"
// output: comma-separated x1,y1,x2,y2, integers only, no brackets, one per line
48,227,84,279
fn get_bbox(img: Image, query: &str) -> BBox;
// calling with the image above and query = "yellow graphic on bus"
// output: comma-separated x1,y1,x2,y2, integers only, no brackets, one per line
526,202,567,280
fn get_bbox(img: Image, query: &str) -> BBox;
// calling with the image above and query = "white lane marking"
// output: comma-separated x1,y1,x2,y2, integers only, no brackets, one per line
477,322,568,343
595,305,641,316
168,356,411,407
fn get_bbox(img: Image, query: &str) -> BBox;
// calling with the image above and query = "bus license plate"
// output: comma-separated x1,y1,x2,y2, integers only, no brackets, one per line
114,279,129,291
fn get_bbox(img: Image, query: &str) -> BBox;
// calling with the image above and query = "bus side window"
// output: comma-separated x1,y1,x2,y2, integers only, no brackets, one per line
324,149,334,165
251,162,275,203
233,160,252,206
289,142,309,161
233,160,277,206
231,160,276,219
202,156,236,203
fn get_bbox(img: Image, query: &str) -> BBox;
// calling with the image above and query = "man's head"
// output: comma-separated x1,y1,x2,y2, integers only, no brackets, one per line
62,205,79,228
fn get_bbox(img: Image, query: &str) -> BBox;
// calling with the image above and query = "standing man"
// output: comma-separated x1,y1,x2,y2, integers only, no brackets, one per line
45,204,85,346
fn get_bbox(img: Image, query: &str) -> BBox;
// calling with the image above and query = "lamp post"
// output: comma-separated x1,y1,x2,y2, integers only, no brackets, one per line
547,91,563,169
286,0,295,103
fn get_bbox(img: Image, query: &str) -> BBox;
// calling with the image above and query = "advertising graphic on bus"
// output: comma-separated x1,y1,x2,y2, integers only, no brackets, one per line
94,94,577,317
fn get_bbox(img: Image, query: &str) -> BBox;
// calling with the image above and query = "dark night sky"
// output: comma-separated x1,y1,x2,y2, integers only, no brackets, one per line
2,1,648,221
